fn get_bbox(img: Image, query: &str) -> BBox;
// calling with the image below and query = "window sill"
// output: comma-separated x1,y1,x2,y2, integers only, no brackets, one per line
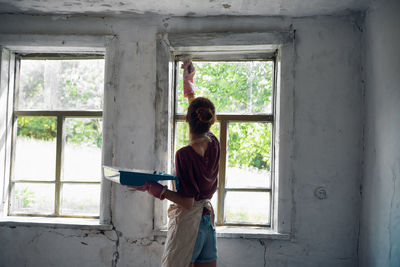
0,216,112,230
154,226,291,240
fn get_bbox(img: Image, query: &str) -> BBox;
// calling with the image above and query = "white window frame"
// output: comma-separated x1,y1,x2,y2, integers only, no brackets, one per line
154,32,296,237
0,34,118,226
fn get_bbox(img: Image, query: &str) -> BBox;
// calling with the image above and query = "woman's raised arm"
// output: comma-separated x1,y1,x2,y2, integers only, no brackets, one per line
182,61,196,103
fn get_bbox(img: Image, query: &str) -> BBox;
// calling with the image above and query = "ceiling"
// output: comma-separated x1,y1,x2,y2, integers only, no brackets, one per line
0,0,372,17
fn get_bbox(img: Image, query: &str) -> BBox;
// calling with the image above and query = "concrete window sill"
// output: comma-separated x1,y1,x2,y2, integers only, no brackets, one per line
0,216,112,230
154,226,291,240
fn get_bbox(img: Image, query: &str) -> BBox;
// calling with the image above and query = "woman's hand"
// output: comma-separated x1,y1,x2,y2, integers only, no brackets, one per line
129,181,194,209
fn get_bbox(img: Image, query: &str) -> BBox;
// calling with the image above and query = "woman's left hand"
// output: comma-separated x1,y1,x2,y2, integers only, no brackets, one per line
128,181,167,200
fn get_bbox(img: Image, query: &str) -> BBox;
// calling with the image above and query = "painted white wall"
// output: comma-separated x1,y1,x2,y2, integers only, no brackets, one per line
0,14,363,267
359,0,400,266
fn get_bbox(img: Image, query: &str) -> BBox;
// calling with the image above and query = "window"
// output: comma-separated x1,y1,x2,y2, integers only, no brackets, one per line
8,55,105,218
173,59,275,227
155,32,294,233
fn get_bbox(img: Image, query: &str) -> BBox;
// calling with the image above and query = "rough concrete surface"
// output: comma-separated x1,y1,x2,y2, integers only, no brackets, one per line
0,0,372,17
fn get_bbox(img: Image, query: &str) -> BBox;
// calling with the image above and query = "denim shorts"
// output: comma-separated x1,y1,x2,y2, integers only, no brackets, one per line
191,214,218,263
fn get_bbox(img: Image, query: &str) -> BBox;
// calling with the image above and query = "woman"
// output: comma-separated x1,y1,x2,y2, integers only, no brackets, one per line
133,61,220,267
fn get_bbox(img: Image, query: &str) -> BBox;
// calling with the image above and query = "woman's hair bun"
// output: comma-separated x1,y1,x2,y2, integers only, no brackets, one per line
196,107,214,123
187,97,216,135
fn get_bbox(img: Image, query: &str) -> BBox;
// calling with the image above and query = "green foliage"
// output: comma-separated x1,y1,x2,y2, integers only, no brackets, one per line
177,61,273,114
176,61,273,170
19,59,104,110
59,60,104,109
16,59,104,148
14,187,35,208
65,118,102,148
228,122,271,170
17,117,102,148
19,61,45,107
17,117,57,141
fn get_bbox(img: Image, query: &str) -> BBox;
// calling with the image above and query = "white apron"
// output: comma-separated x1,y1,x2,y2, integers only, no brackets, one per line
161,200,215,267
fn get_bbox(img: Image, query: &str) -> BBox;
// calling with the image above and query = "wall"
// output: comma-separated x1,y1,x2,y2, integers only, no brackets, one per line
359,0,400,266
0,14,363,267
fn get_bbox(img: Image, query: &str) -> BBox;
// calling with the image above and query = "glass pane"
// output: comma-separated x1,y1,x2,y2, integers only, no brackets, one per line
62,118,103,181
18,59,104,110
175,121,189,151
226,122,271,188
13,116,57,181
60,183,100,216
224,191,270,224
174,121,220,152
10,183,55,214
177,61,273,114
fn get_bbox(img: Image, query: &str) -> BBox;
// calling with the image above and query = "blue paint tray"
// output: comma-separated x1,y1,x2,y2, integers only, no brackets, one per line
103,166,179,189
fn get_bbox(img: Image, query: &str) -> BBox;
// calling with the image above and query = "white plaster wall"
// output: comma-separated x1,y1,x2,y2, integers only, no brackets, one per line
0,14,363,267
359,0,400,266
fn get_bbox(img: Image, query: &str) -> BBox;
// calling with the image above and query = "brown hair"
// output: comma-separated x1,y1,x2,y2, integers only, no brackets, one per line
187,97,216,135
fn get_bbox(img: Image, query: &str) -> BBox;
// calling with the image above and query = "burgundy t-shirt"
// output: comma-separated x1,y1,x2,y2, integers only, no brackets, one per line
175,132,220,201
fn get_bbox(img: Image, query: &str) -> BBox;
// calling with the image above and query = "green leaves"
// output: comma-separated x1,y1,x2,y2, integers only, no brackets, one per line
227,122,271,170
65,118,103,148
177,61,273,114
17,117,102,148
17,117,57,141
14,187,35,208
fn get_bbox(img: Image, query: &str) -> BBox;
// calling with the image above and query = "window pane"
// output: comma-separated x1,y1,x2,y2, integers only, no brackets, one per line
224,191,270,224
13,116,56,181
177,61,273,114
60,183,100,216
226,122,271,188
18,59,104,110
62,118,102,181
175,121,189,151
10,183,55,214
175,121,220,152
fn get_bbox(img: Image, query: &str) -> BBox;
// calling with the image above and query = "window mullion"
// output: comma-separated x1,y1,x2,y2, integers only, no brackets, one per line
54,115,65,216
217,120,227,225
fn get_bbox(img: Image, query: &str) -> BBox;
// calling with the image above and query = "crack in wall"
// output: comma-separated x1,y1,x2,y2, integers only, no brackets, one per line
125,237,154,246
356,12,366,266
28,232,43,245
51,230,90,239
111,224,121,267
258,239,268,267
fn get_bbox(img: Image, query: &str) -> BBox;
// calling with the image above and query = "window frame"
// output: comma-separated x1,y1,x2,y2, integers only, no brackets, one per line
8,54,104,219
154,32,295,235
0,34,118,226
172,57,277,227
